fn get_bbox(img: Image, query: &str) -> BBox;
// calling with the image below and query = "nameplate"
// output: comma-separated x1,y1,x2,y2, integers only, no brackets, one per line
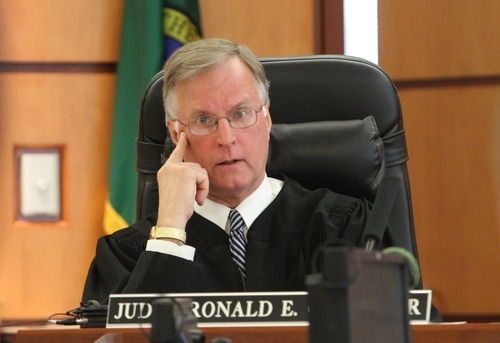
106,290,432,328
106,292,309,328
409,290,432,324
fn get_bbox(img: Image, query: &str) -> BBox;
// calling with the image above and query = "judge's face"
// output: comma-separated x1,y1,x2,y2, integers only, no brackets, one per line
167,57,272,207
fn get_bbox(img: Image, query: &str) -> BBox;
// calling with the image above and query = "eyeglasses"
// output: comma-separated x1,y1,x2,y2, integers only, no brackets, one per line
175,105,264,136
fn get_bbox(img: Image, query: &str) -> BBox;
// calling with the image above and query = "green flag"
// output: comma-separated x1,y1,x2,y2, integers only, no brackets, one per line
105,0,202,234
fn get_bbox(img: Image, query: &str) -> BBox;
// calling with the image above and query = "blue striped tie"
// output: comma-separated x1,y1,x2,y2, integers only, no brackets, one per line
229,209,246,278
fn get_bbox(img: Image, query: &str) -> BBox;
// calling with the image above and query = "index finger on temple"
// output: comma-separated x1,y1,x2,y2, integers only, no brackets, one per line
167,132,187,163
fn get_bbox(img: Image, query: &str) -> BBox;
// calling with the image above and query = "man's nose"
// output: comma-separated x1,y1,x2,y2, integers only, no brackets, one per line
215,117,236,145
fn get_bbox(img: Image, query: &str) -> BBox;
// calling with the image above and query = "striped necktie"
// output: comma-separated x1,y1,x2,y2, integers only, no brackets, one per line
229,209,246,278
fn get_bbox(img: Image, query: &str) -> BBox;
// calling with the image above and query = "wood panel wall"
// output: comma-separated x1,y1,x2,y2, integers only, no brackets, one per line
199,0,317,56
0,0,316,320
0,0,124,319
379,0,500,318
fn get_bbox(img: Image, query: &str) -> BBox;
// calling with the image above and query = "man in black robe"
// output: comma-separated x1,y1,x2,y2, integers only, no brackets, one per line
82,38,385,304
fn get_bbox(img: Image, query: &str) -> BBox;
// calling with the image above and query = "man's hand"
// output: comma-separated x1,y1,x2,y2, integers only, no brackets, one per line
156,132,209,230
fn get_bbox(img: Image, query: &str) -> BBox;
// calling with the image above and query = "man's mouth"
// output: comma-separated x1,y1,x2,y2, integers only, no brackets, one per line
219,159,240,165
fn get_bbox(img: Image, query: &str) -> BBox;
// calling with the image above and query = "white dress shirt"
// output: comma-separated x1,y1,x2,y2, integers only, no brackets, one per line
146,176,284,260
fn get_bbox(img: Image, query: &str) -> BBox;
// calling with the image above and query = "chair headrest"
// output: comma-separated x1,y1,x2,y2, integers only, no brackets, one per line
267,116,385,199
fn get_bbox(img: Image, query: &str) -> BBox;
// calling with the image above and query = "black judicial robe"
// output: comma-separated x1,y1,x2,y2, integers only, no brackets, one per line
82,177,383,304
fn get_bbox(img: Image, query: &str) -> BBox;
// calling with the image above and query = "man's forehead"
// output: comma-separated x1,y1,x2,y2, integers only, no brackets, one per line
173,58,260,117
187,98,256,116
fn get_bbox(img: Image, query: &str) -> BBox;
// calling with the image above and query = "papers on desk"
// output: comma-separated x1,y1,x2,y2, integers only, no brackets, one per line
412,321,468,325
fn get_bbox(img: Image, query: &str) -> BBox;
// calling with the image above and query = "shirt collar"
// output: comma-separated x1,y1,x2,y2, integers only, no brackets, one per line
194,175,283,234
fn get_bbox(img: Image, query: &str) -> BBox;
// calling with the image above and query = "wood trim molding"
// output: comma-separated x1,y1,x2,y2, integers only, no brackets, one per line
315,0,344,54
395,75,500,89
0,62,116,73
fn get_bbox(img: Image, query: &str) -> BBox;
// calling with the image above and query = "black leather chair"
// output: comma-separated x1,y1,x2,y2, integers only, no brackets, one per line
136,55,417,258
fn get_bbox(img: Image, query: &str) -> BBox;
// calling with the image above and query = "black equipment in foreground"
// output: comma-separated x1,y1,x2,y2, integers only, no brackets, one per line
150,298,204,343
306,247,411,343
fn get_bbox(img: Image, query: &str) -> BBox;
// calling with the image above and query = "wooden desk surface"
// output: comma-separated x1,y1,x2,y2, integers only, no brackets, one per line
14,323,500,343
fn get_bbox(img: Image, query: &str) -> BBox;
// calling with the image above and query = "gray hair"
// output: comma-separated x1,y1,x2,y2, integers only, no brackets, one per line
162,38,270,121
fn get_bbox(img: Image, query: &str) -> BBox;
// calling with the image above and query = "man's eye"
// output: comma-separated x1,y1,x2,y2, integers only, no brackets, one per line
234,109,248,119
196,116,211,125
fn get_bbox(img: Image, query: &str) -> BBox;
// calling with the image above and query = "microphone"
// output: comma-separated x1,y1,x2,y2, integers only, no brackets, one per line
363,176,400,251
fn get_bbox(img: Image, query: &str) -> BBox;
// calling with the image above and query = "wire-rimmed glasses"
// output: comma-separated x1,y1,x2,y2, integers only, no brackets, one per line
175,105,264,136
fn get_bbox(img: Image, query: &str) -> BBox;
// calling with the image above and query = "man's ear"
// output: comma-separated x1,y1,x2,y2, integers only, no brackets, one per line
167,120,179,144
264,107,272,133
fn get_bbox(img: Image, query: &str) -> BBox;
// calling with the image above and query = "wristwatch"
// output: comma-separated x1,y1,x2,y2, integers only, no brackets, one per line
149,226,186,244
